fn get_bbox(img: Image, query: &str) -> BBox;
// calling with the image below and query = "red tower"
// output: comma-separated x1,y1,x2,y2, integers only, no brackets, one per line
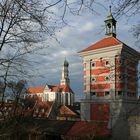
78,8,140,122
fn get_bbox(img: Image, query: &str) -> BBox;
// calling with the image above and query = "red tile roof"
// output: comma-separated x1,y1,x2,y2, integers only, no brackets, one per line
27,86,44,93
27,84,73,94
0,100,54,119
51,84,73,92
67,121,111,137
79,37,122,53
24,96,54,118
33,101,54,118
59,105,78,117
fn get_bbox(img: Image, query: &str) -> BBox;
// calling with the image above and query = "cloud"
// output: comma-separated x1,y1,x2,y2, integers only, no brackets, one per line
79,22,95,33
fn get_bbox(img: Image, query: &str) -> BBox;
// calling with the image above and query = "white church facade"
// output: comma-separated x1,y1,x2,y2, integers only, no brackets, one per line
27,59,74,106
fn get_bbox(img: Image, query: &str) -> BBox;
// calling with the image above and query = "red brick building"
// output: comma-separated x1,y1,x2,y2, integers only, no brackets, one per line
78,7,140,124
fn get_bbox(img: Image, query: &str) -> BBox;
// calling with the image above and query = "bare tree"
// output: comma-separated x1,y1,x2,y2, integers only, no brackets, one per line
0,0,97,97
111,0,140,41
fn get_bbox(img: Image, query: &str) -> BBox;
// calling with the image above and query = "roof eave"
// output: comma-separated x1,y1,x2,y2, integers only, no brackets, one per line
78,44,123,58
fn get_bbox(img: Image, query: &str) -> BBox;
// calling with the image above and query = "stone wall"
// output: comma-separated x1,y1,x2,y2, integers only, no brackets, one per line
80,99,140,140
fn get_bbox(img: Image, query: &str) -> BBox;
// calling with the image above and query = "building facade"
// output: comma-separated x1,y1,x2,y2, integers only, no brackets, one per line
27,60,74,106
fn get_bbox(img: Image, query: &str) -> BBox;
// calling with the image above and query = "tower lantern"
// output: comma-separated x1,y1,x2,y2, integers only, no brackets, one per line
104,6,117,37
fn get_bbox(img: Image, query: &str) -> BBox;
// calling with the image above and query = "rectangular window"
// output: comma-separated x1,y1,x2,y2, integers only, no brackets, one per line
105,91,110,96
118,91,123,96
91,92,96,96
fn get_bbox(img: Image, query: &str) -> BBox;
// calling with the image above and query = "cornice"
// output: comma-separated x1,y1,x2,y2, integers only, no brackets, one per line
78,44,123,58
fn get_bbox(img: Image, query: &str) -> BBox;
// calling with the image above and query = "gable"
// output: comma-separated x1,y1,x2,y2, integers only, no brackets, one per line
44,84,53,92
59,105,78,117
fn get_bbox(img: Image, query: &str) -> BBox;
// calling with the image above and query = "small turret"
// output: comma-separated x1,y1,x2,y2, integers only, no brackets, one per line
104,6,117,38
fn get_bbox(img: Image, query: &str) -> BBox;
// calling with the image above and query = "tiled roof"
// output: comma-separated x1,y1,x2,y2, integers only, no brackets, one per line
22,96,54,118
33,120,75,135
22,119,111,138
33,100,54,118
67,121,111,137
0,99,54,119
27,86,44,93
27,84,73,94
59,105,78,117
79,37,122,53
51,84,73,92
0,118,111,138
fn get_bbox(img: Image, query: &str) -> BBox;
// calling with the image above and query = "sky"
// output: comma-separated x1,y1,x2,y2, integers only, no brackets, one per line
27,2,139,101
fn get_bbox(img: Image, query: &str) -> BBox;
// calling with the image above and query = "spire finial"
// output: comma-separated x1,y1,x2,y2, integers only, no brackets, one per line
109,5,112,14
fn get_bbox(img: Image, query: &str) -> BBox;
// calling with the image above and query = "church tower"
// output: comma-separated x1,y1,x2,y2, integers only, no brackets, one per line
59,59,74,106
60,59,70,85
